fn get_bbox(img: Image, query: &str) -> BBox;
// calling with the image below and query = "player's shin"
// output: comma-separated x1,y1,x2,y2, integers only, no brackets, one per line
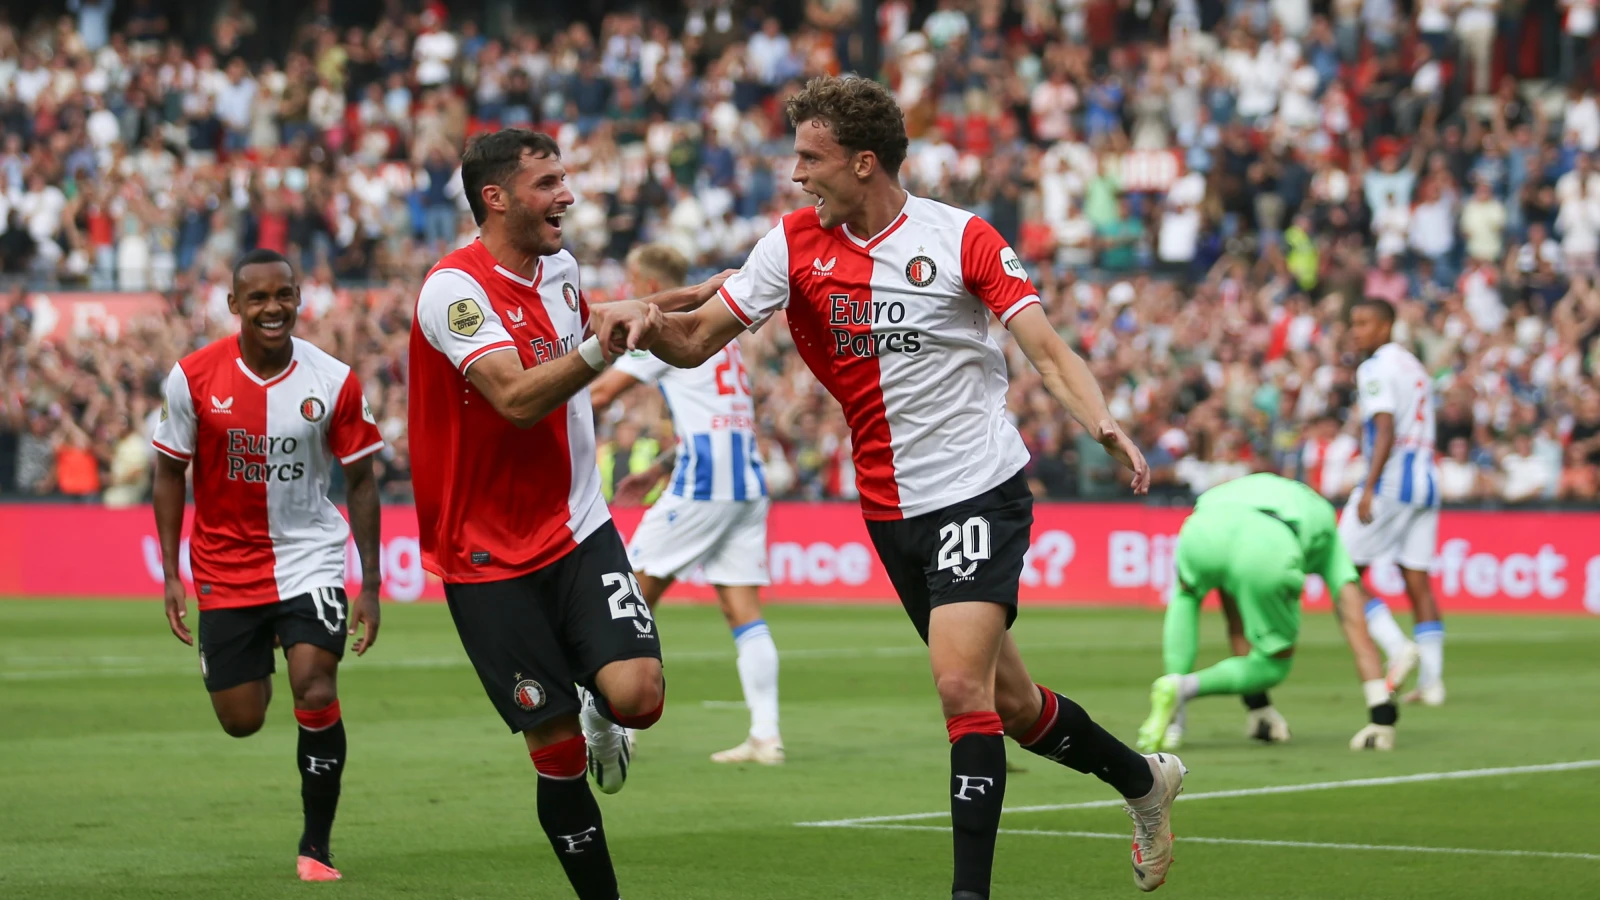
1363,598,1413,660
531,736,621,900
294,701,346,861
733,618,780,742
947,712,1007,899
1018,686,1156,799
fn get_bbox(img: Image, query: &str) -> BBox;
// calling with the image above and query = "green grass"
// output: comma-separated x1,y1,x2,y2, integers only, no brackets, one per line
2,600,1598,899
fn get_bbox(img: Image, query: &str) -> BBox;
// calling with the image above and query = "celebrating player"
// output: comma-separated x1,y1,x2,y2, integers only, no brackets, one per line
589,244,783,765
1342,299,1439,704
152,248,385,882
634,76,1184,897
406,129,724,900
1135,473,1403,754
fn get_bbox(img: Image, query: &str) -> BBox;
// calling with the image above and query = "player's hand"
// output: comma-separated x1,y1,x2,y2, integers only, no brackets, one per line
590,300,664,358
696,269,737,304
349,586,381,656
1094,418,1150,495
1350,723,1396,751
164,577,193,645
613,469,662,507
1357,491,1375,524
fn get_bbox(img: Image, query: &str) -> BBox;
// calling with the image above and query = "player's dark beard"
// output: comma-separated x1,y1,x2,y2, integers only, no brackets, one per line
507,199,558,258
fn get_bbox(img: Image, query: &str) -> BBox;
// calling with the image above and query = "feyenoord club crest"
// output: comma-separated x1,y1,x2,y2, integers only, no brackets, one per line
562,283,579,311
513,676,547,711
905,255,937,287
300,396,326,422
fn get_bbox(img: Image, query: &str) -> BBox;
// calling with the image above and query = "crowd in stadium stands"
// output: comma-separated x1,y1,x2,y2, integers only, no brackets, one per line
2,0,1600,508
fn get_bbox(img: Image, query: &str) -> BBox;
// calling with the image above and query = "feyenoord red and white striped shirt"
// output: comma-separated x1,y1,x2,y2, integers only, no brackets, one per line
408,240,609,582
152,337,385,609
720,195,1040,519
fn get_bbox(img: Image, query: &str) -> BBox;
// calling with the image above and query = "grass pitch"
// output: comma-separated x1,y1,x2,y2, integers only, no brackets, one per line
2,599,1597,899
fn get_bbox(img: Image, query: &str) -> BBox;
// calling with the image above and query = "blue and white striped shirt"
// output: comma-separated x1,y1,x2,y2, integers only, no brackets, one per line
613,344,767,503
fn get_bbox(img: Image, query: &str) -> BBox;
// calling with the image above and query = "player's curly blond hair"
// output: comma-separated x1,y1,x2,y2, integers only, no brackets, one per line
785,75,909,176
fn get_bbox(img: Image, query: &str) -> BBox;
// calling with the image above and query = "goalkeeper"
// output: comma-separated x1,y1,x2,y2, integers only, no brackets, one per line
1136,473,1403,753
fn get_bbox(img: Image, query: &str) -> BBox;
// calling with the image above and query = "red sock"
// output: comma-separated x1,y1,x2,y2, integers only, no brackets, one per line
608,697,664,730
294,700,341,732
945,710,1004,743
1019,685,1059,747
530,735,587,780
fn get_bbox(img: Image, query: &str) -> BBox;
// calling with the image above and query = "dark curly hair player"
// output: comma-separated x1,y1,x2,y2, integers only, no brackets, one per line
625,75,1188,898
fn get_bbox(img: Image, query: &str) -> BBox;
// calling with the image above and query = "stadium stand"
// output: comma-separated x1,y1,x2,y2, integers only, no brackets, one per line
0,0,1597,508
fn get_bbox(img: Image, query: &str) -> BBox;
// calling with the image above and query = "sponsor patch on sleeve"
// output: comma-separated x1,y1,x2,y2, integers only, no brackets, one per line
448,298,486,337
999,246,1026,280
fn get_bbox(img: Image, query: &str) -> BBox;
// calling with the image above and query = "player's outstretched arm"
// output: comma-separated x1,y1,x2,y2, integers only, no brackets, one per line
650,298,748,370
588,368,643,411
1007,304,1150,494
342,454,382,655
1332,582,1386,685
152,452,192,645
621,269,736,314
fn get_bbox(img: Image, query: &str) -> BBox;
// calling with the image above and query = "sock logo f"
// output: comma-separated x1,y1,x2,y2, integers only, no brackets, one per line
304,756,340,775
556,826,598,854
953,775,995,801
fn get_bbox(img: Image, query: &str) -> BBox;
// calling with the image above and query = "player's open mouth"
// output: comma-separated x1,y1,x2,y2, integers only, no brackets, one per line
545,210,565,231
258,317,288,336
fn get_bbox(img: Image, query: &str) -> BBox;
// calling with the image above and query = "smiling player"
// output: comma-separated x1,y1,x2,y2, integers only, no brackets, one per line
633,76,1185,897
152,248,385,882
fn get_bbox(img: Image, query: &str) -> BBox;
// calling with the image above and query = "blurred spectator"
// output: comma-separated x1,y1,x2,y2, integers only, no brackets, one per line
1499,431,1556,503
1438,437,1486,502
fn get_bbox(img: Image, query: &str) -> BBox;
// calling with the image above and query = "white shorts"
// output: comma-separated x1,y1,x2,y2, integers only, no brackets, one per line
1337,490,1439,572
627,494,770,586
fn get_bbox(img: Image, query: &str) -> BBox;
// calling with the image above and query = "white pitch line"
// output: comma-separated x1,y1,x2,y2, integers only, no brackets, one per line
817,824,1600,862
795,759,1600,827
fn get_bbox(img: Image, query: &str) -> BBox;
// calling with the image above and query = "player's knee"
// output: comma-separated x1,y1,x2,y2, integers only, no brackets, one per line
218,710,265,738
1255,650,1295,686
994,681,1040,734
933,670,993,717
292,677,338,713
599,664,666,727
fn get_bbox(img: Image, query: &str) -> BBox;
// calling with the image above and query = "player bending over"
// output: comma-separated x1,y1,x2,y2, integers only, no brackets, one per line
152,248,385,882
407,129,724,900
1135,473,1403,753
1341,298,1440,705
589,244,782,765
630,76,1185,897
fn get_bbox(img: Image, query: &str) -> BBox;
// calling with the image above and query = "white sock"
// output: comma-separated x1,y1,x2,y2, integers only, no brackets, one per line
1364,600,1412,660
1414,621,1445,688
1176,674,1201,701
733,619,780,742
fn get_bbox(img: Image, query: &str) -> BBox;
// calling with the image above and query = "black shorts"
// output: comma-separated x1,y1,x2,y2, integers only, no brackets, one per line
444,521,663,733
865,470,1034,643
197,588,349,692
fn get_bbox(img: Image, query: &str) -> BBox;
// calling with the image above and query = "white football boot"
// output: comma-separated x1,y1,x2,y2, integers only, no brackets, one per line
1126,753,1186,892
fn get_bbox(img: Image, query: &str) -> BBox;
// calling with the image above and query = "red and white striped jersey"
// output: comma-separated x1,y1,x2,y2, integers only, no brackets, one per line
152,337,385,609
719,195,1039,519
408,240,609,582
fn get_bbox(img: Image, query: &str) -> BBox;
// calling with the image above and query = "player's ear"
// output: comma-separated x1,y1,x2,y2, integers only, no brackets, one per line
853,150,876,181
226,292,239,316
482,183,508,215
292,286,303,308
